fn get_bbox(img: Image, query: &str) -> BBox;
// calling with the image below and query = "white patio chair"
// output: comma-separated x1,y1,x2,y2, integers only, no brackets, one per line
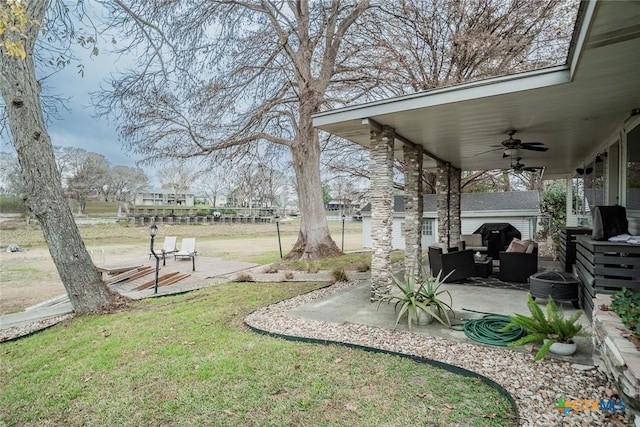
149,236,177,259
174,238,197,271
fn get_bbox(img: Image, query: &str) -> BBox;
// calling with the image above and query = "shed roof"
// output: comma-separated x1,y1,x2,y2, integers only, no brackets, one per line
361,190,540,213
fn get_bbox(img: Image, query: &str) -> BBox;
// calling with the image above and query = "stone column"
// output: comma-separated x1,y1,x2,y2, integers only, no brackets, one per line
403,144,423,282
369,128,395,301
437,161,461,248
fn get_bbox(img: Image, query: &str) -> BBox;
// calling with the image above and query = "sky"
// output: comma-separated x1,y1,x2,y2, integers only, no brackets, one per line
0,17,149,175
43,47,141,169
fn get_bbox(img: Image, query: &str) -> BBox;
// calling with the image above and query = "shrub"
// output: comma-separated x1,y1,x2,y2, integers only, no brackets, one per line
262,265,279,274
331,267,348,283
0,196,25,214
233,272,254,282
377,270,454,330
354,261,370,272
306,262,320,273
218,208,237,215
610,288,640,337
503,293,588,361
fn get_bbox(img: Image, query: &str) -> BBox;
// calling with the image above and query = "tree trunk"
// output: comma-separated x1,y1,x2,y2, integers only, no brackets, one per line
287,121,341,260
0,0,119,314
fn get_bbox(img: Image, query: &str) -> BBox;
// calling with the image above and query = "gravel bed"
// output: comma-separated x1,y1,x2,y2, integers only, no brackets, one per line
0,314,74,342
245,281,635,427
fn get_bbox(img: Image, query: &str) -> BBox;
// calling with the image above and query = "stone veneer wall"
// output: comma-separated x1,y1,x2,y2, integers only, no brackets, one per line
403,143,423,282
593,294,640,416
436,161,461,247
369,129,394,301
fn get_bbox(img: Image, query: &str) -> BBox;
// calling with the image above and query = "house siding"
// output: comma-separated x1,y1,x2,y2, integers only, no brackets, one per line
364,214,536,249
362,191,540,249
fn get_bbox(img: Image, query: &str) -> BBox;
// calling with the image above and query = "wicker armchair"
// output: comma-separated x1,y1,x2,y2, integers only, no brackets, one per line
428,246,476,283
498,244,538,283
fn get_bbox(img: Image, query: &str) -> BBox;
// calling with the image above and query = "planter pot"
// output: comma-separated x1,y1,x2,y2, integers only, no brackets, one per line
413,309,433,326
548,340,577,356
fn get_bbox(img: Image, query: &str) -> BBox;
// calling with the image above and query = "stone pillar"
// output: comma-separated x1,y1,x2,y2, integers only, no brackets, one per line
370,128,395,301
403,144,423,282
437,161,461,248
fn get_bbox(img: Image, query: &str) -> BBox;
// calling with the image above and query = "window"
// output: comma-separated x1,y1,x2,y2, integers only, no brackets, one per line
422,219,434,236
399,220,433,236
626,125,640,210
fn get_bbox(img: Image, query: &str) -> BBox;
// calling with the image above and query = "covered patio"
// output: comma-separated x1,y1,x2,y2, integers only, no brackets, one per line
313,0,640,301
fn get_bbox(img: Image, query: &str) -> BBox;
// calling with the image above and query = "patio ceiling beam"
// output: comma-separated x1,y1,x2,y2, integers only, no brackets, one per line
361,118,449,166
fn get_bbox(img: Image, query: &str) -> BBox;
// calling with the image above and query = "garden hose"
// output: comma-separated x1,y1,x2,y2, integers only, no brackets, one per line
452,309,527,347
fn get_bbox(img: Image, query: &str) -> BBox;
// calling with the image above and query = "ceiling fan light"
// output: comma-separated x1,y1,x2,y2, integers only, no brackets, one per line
503,148,518,157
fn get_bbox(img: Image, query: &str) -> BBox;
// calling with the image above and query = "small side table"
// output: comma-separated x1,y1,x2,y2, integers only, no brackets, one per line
474,257,493,278
529,271,580,309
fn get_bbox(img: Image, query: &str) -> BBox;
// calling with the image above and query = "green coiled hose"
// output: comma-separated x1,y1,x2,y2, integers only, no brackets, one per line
453,310,527,346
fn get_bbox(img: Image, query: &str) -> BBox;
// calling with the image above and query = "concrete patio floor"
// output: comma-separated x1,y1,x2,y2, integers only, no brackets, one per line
286,278,594,365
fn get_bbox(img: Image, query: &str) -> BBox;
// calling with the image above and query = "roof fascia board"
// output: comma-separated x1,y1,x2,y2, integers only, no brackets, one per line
313,66,570,127
462,211,540,217
568,0,598,79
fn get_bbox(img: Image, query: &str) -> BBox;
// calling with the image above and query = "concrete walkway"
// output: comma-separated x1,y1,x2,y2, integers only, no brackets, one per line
0,255,259,335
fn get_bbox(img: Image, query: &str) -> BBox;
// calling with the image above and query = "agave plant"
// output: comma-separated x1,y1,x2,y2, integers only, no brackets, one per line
377,269,454,331
502,293,589,361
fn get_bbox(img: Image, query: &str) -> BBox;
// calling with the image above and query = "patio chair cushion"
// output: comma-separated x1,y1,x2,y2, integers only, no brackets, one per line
506,238,534,253
460,234,488,253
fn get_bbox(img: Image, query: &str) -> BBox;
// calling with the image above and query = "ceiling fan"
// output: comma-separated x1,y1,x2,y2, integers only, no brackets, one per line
511,158,544,174
500,130,548,157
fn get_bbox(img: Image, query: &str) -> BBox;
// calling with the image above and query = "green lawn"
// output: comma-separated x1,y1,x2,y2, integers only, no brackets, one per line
1,282,516,426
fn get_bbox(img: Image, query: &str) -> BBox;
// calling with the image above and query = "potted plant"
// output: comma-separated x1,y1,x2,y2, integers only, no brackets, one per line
377,270,454,331
502,293,589,361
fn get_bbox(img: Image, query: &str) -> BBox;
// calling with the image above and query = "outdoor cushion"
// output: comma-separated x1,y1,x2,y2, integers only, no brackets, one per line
506,238,534,253
461,234,483,247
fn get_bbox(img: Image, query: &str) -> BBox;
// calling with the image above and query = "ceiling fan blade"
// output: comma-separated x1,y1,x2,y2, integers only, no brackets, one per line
477,147,503,155
521,145,549,152
521,142,544,146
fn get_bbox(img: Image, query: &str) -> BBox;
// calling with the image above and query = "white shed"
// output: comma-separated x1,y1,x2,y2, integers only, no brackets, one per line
361,191,540,249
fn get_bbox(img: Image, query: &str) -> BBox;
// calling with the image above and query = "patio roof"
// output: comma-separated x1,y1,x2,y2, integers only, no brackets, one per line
313,1,640,179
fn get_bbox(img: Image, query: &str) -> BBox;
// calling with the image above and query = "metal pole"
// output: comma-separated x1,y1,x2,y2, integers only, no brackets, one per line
150,235,160,294
341,214,346,252
276,217,283,258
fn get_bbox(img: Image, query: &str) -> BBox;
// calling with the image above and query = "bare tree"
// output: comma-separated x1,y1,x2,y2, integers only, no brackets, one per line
108,165,148,217
95,0,575,260
97,0,375,259
321,0,576,186
225,161,287,213
0,152,25,197
193,167,229,209
0,0,119,313
353,0,577,98
65,151,111,214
